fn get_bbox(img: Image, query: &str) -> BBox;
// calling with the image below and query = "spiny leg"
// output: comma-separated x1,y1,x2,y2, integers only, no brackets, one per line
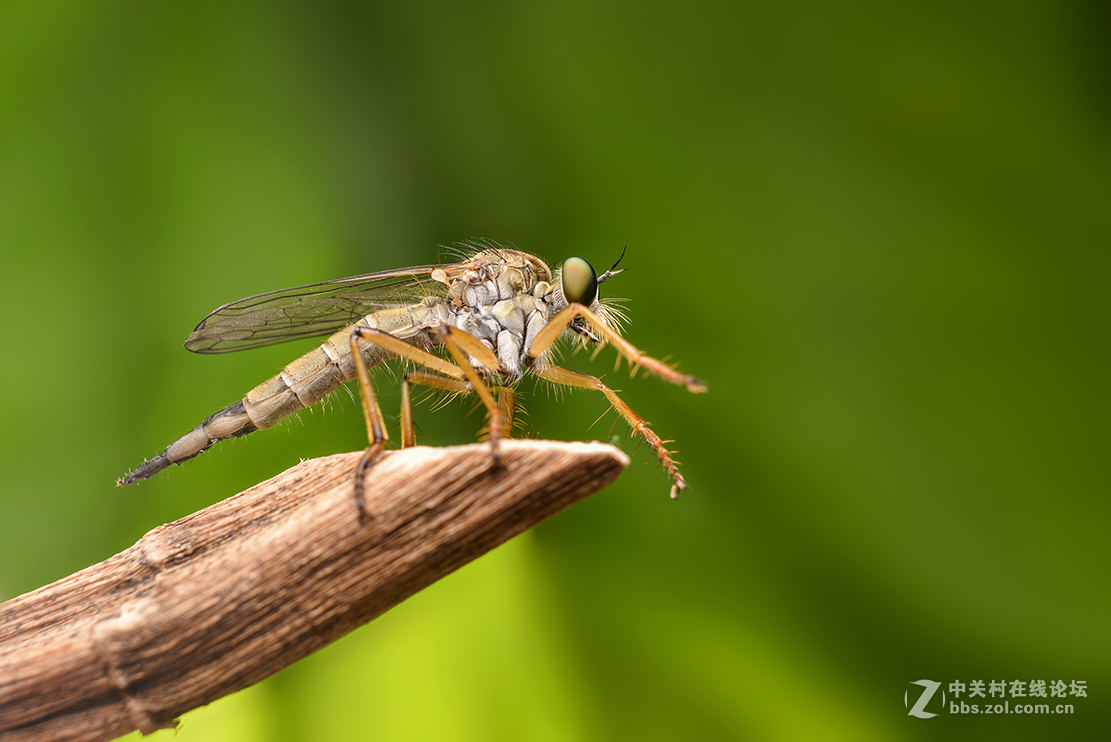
401,372,414,449
437,324,505,467
399,369,515,444
349,325,471,517
498,385,516,441
349,327,391,517
535,364,689,498
529,303,707,393
400,369,472,448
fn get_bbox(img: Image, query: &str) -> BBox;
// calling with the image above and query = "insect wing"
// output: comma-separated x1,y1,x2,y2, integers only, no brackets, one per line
185,263,457,354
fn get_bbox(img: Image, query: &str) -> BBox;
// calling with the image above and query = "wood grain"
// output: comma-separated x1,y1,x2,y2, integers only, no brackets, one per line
0,440,628,741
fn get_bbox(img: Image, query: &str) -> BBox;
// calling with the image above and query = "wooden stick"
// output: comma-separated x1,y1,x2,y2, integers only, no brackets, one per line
0,440,628,742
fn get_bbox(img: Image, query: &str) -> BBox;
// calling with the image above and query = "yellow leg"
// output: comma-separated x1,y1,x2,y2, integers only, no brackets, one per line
498,385,516,441
400,373,414,449
437,324,504,466
347,323,507,516
349,324,469,449
535,364,689,498
400,370,471,448
349,327,396,517
348,325,486,516
529,303,707,394
399,369,517,445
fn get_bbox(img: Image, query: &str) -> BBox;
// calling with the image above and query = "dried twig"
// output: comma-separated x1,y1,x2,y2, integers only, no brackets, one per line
0,440,628,742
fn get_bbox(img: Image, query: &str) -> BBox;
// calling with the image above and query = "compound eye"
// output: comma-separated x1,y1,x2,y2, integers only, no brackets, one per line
561,257,598,306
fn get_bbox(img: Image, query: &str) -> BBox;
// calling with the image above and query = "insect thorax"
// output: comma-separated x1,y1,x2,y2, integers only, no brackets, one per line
438,250,560,383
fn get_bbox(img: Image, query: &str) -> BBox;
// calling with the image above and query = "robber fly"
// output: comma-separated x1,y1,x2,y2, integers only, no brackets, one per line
120,241,706,502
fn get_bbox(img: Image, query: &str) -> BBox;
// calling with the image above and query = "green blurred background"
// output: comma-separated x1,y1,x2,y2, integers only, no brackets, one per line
1,0,1108,739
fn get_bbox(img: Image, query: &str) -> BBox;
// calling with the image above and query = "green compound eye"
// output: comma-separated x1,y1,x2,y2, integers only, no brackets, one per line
561,257,598,306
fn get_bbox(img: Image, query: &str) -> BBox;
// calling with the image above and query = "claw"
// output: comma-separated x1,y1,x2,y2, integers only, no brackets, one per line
354,442,384,521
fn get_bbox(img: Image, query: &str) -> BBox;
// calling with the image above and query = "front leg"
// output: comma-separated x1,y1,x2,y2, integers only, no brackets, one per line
529,304,707,393
535,365,689,497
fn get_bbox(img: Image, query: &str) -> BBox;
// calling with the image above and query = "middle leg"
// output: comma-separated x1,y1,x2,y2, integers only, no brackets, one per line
535,364,689,498
400,370,516,446
436,324,505,466
348,323,507,516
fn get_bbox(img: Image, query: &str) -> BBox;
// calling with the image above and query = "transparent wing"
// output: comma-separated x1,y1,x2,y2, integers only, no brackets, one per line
185,263,459,354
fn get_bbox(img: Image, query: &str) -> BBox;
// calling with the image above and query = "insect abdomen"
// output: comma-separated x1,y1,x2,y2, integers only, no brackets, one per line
242,333,393,429
117,401,259,485
119,322,395,485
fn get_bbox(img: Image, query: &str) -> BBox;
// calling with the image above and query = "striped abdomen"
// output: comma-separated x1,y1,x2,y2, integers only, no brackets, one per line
119,304,440,485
